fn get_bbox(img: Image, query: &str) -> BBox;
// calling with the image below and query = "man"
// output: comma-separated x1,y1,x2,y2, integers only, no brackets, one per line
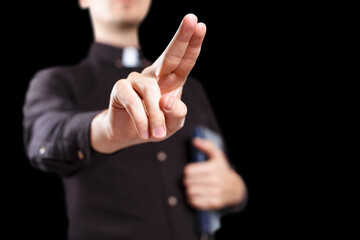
23,0,247,239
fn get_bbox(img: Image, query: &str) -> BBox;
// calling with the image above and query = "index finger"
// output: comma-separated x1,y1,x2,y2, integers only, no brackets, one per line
154,14,199,77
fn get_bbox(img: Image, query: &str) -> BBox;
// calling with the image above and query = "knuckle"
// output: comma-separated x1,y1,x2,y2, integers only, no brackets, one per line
153,112,165,121
183,165,191,176
112,80,124,96
177,104,188,119
142,79,160,96
173,101,188,119
178,117,186,129
128,71,141,79
185,186,193,196
184,164,197,177
209,198,222,209
164,54,181,68
111,80,130,106
187,197,196,207
192,198,207,210
133,117,148,128
180,58,196,72
114,79,129,89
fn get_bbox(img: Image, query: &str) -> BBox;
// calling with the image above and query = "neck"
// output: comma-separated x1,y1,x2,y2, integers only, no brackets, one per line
93,22,140,49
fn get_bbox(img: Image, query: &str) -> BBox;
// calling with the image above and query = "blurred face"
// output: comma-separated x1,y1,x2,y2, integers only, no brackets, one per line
80,0,152,28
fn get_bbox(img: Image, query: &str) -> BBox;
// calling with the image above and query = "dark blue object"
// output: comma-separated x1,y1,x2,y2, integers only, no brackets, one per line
191,126,223,238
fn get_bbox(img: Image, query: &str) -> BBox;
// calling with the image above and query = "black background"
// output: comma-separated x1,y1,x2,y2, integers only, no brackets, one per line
4,0,314,239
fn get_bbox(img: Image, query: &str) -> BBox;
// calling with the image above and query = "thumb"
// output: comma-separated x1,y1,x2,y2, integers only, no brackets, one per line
192,137,225,162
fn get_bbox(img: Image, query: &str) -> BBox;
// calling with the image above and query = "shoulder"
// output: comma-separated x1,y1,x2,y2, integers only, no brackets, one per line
25,65,84,106
29,59,90,91
35,64,76,78
29,65,73,89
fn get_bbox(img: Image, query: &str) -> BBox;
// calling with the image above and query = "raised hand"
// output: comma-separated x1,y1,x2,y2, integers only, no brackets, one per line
90,14,207,153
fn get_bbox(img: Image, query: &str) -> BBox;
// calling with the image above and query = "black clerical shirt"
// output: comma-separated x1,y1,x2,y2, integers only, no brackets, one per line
23,42,232,240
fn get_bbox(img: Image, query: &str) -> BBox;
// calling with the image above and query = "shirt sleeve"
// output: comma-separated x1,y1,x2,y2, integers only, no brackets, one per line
23,68,99,176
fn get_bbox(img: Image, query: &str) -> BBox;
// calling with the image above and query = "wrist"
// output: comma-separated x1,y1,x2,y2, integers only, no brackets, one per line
91,109,146,154
90,110,111,153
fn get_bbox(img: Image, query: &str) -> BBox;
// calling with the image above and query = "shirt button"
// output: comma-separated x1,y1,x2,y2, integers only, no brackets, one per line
39,146,46,155
157,151,167,162
168,196,178,207
77,150,84,160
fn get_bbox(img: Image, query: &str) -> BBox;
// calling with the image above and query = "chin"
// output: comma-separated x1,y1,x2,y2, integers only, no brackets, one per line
112,0,138,10
114,0,136,4
110,0,150,24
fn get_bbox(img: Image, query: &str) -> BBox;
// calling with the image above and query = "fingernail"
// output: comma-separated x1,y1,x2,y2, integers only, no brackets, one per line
142,130,149,140
154,126,166,138
165,96,175,111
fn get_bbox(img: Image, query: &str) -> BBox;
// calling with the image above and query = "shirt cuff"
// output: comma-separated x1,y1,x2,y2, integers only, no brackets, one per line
30,111,100,175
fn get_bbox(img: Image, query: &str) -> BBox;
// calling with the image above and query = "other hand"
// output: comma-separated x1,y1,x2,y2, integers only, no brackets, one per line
184,138,247,210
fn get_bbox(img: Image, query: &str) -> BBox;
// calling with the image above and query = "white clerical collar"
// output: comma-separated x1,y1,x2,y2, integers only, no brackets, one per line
122,47,140,68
